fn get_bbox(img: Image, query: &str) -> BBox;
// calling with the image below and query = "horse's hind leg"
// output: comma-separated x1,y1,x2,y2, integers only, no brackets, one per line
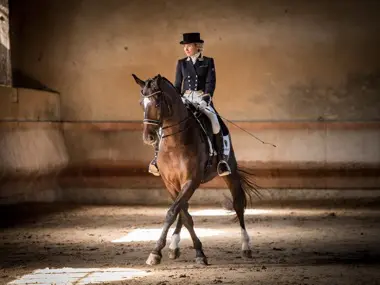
223,173,253,259
168,215,182,259
180,202,208,265
168,203,207,264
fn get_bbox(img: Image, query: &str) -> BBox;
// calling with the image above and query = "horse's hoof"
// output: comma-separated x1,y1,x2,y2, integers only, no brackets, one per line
168,248,181,259
242,249,253,259
146,252,162,265
195,256,208,265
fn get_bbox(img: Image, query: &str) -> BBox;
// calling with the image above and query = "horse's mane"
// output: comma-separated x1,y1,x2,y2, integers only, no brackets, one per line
147,75,186,118
149,75,181,97
162,77,178,93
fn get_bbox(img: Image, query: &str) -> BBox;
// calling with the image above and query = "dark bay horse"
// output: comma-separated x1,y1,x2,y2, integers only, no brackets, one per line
132,73,260,266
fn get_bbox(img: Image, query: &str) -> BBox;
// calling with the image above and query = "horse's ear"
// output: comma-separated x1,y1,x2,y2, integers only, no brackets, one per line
156,74,163,87
158,74,163,82
132,74,145,88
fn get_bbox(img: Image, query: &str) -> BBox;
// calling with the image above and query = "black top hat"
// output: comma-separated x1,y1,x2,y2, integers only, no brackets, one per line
180,32,204,44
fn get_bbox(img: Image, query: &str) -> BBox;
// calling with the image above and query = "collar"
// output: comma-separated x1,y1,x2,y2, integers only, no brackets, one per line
186,53,204,62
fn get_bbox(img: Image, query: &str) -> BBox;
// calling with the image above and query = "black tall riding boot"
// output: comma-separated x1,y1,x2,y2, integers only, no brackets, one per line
148,140,160,176
214,131,231,176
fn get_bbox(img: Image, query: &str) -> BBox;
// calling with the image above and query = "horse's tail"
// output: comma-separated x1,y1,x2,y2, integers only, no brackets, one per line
237,164,263,208
222,164,263,214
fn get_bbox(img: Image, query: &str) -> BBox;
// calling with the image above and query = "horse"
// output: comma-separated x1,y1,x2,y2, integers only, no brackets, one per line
132,73,260,266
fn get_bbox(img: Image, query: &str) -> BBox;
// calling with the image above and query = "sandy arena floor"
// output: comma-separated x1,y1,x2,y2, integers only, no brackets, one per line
1,203,380,285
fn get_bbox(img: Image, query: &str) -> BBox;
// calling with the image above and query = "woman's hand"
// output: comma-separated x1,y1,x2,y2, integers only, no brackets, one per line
199,100,208,110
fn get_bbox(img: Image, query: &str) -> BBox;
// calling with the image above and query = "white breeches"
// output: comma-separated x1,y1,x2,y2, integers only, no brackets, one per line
199,105,220,134
182,91,220,134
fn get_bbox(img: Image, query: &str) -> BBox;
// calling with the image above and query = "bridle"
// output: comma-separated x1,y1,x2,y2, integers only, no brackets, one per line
141,90,162,126
140,87,192,138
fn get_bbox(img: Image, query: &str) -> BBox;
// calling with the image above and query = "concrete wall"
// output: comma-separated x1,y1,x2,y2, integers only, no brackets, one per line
0,87,68,203
57,122,380,191
0,86,60,121
9,0,380,122
3,0,380,204
0,0,12,86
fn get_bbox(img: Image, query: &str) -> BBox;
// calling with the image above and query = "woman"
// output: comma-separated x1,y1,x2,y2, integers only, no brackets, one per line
148,32,231,177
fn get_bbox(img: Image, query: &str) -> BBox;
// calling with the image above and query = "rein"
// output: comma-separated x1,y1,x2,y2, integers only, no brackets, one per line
141,89,192,138
161,115,193,138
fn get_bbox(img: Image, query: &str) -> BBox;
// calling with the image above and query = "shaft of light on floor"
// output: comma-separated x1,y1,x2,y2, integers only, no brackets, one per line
190,209,272,216
8,267,150,285
112,227,225,243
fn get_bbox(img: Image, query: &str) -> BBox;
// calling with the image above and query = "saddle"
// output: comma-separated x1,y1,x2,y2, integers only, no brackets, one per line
184,102,215,155
184,102,230,174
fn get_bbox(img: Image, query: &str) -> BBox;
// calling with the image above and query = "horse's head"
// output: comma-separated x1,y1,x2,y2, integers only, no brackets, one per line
132,73,173,145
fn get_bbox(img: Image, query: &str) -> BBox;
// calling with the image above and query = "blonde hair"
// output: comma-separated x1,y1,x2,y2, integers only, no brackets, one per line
195,43,204,53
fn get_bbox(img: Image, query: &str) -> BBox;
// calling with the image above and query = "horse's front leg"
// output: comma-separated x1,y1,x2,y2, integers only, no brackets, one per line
146,180,196,265
168,214,182,260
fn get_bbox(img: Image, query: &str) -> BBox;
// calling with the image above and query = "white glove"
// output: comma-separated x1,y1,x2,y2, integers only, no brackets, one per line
198,100,208,110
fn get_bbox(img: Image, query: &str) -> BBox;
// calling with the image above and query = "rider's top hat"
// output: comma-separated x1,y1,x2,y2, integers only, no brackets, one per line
180,32,204,44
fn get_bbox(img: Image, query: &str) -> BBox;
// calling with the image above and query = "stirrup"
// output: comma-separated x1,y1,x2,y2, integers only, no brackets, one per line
148,159,160,176
217,160,231,176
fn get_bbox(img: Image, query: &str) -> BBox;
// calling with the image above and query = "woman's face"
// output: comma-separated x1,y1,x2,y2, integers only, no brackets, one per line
183,44,198,57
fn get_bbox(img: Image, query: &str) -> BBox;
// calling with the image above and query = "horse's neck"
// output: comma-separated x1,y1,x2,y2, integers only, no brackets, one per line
160,95,191,146
162,94,188,129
